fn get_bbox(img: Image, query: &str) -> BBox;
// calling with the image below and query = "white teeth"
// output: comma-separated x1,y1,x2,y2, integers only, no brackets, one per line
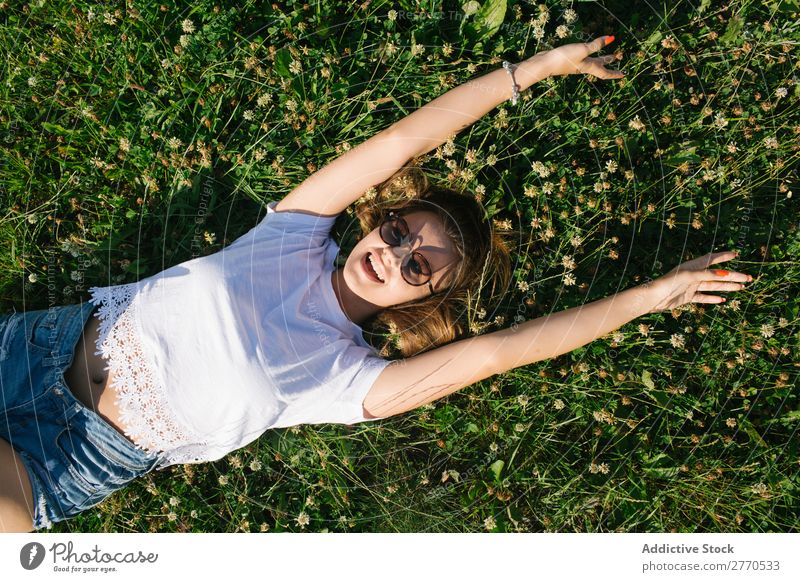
368,254,385,282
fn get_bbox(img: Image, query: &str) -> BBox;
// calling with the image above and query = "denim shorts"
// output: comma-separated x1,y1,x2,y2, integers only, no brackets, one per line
0,301,164,530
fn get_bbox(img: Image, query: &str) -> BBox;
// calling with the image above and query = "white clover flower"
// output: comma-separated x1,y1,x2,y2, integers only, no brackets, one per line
563,9,578,24
556,25,569,38
669,333,685,349
179,34,191,48
27,76,37,87
289,60,303,74
605,159,618,173
760,323,775,338
763,136,779,149
243,109,254,121
563,273,576,286
387,9,397,21
103,12,116,25
612,331,624,343
257,93,273,108
484,516,497,530
531,160,550,178
561,255,577,270
775,87,787,98
517,280,530,292
553,399,565,410
628,115,646,131
714,113,729,129
119,137,130,152
296,511,310,527
182,19,195,34
28,273,38,283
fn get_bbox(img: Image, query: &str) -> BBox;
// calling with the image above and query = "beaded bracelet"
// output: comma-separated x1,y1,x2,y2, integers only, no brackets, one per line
501,61,520,105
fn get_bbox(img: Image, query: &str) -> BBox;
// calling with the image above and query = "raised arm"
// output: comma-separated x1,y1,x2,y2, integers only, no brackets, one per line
363,251,750,418
276,37,622,217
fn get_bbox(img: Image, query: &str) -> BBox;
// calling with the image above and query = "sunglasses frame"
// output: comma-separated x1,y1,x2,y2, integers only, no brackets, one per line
380,210,436,296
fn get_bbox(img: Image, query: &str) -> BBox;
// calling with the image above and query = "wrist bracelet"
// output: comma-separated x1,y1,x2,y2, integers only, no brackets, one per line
502,60,520,105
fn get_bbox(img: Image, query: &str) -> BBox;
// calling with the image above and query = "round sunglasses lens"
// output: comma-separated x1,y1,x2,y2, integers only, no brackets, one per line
402,253,432,286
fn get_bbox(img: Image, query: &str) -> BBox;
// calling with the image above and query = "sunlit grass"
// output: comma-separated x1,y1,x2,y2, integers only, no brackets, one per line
0,0,797,532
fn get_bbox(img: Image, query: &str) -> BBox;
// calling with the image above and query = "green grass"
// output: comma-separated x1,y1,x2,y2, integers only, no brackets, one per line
1,0,798,532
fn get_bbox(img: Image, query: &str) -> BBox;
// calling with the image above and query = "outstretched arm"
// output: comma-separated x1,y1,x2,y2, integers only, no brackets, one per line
276,37,621,217
363,251,750,418
390,35,623,159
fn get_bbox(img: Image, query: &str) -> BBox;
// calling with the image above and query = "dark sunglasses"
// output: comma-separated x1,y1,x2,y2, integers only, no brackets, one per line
379,211,435,296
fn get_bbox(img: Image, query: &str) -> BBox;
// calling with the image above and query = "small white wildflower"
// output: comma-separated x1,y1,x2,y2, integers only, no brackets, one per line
296,511,310,528
628,115,646,132
563,9,578,24
28,273,38,283
561,255,577,270
775,87,787,98
763,136,779,149
257,93,273,108
250,459,262,471
778,317,788,328
638,323,650,336
612,331,624,343
714,112,729,129
179,34,191,48
556,25,569,39
531,160,550,178
669,333,685,349
605,159,618,173
484,516,497,531
563,273,576,286
243,109,255,121
168,511,178,521
289,60,303,75
760,323,775,338
103,12,116,26
553,399,565,410
387,9,397,21
182,19,195,34
169,496,180,507
167,137,183,149
27,76,37,87
119,137,130,152
517,280,530,292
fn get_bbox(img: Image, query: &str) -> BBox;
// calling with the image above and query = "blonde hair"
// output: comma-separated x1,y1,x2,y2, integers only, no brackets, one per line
350,162,515,359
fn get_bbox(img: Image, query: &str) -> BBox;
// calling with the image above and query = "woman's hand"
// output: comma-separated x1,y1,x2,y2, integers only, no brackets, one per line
537,36,624,79
641,250,753,314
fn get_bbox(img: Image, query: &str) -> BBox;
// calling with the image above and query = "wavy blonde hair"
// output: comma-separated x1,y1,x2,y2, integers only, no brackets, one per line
350,162,515,359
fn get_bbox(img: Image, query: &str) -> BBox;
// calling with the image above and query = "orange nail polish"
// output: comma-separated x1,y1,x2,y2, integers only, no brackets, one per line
715,269,730,277
606,35,616,45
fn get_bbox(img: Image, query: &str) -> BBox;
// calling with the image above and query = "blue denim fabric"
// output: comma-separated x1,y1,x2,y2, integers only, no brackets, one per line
0,302,164,530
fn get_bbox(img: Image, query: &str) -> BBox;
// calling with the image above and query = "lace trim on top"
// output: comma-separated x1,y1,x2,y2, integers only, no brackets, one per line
88,283,208,464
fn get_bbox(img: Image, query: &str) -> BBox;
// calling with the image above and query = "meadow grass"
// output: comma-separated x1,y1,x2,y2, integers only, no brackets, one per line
0,0,797,532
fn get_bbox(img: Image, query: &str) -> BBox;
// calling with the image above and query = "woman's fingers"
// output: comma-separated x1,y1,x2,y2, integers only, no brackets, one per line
697,281,745,292
585,35,614,54
693,294,727,304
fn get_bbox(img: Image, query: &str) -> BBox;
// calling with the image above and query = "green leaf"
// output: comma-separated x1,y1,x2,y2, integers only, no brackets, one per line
41,122,73,136
463,0,507,43
490,459,504,482
642,369,655,390
274,48,292,78
642,30,663,50
720,15,743,45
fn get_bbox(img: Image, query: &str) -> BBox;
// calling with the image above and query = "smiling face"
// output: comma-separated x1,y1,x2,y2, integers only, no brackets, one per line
345,210,461,309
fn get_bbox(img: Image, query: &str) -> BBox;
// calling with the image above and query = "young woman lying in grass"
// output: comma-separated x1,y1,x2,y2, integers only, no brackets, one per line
0,36,752,532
